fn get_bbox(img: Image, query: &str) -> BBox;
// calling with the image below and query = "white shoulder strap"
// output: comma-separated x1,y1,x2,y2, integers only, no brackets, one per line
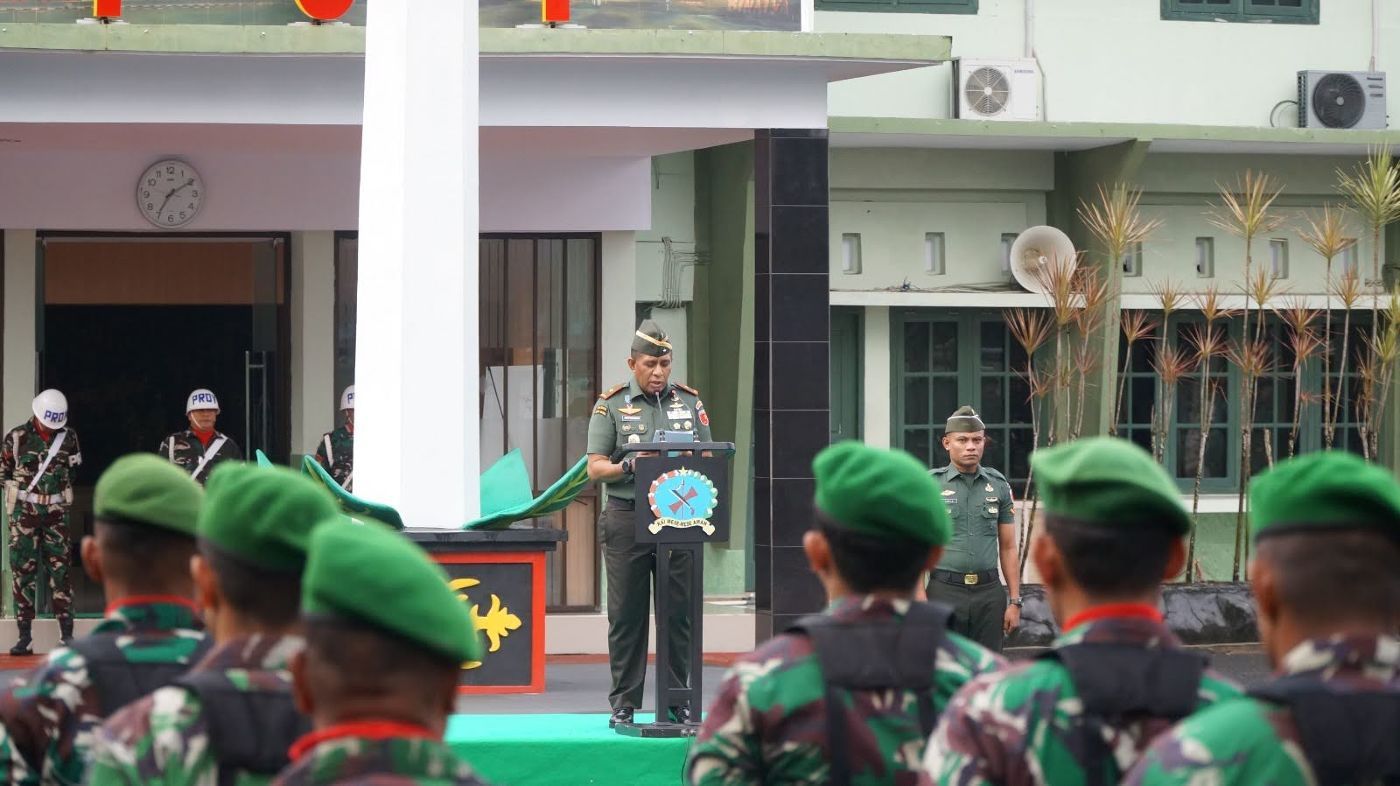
26,430,67,493
323,434,334,465
190,436,227,481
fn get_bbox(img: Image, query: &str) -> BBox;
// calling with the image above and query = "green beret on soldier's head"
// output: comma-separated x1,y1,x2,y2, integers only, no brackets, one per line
813,441,952,546
631,319,673,357
945,405,986,434
302,520,483,663
1249,451,1400,544
1031,436,1191,535
94,454,204,536
197,462,340,573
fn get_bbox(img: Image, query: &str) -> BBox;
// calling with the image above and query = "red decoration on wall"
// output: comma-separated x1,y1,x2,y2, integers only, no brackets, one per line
295,0,354,21
542,0,571,24
93,0,121,18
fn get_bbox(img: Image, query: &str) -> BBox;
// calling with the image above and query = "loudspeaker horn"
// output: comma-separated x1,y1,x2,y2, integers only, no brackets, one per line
1008,226,1076,294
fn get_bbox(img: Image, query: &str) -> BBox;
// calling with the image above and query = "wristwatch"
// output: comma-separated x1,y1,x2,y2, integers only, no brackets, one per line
619,458,634,475
1008,597,1024,608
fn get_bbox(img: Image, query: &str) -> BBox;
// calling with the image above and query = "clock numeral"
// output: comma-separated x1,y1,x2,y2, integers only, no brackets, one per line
167,215,176,224
147,178,156,187
166,165,175,174
179,211,187,220
187,202,195,209
191,190,199,198
142,190,150,199
146,203,154,210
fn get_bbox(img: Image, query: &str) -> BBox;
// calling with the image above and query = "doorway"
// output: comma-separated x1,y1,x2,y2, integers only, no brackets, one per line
38,234,290,615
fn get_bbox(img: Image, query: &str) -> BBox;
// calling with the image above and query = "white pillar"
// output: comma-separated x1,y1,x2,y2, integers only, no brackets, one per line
3,231,37,431
290,231,336,460
863,306,891,449
354,0,479,526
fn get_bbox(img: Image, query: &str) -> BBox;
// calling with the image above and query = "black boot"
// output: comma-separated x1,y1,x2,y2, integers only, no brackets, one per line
9,621,32,656
59,618,74,647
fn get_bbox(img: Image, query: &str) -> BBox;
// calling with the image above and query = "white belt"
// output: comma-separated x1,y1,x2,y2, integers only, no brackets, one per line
18,491,66,506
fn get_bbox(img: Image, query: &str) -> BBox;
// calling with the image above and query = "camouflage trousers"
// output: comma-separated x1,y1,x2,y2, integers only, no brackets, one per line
8,502,72,623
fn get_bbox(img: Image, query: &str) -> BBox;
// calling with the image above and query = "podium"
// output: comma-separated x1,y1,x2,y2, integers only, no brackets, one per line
613,441,734,739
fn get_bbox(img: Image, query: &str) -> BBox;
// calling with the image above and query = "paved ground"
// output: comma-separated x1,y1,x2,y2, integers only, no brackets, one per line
0,646,1273,716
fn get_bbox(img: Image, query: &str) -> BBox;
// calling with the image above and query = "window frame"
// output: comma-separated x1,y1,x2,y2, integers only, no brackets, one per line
1161,0,1320,25
817,0,976,15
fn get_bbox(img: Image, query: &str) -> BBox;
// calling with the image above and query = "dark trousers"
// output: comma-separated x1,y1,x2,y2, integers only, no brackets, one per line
928,577,1006,653
601,500,693,710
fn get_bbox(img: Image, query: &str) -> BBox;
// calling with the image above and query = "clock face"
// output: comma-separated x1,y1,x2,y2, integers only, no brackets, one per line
137,159,204,229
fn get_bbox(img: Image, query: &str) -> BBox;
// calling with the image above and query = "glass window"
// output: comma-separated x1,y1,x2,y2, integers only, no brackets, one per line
816,0,976,14
1163,0,1319,24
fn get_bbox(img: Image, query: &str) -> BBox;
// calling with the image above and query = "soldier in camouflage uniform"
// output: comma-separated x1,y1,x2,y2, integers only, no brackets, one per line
160,390,242,485
313,385,354,491
0,454,209,786
0,726,28,786
1127,451,1400,786
687,441,1003,785
587,319,712,727
88,463,343,786
923,437,1242,786
272,521,488,786
1,389,82,654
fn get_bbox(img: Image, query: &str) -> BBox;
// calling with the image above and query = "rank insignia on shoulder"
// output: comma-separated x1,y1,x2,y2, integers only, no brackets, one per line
674,382,698,396
600,384,625,400
593,405,609,416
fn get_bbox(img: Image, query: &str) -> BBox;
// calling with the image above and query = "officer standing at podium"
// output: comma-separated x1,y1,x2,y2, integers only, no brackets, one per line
587,319,713,728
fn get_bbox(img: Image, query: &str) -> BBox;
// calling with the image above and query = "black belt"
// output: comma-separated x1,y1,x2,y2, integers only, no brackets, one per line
932,569,1000,587
606,497,635,511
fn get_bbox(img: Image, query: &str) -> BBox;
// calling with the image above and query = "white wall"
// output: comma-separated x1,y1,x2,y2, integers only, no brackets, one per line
636,152,698,303
822,0,1400,126
600,231,639,387
480,155,652,232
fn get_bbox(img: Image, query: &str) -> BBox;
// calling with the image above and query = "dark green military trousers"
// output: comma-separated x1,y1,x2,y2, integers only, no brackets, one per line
601,498,693,710
928,576,1006,653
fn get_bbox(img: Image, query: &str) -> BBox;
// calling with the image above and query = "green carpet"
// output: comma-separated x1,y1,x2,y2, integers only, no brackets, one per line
447,714,693,785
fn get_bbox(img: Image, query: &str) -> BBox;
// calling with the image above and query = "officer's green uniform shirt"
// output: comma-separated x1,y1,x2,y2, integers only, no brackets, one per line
586,379,712,501
930,465,1014,573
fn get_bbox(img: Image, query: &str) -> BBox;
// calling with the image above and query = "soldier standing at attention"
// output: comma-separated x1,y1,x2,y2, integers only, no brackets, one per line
1,389,82,655
586,319,711,728
927,405,1020,652
314,385,354,491
160,389,242,485
272,522,488,786
1126,451,1400,786
0,454,211,786
922,437,1242,786
687,441,1002,785
88,463,344,786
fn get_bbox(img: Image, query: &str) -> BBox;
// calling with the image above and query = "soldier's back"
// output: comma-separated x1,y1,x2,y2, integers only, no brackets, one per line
272,736,487,786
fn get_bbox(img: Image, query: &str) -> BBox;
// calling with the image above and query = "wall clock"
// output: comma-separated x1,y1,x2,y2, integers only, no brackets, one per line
137,159,204,229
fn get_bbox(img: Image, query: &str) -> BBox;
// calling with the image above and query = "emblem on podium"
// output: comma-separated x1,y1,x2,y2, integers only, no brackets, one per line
646,468,719,536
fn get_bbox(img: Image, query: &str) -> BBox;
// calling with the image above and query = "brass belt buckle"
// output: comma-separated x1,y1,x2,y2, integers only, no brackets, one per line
963,573,979,586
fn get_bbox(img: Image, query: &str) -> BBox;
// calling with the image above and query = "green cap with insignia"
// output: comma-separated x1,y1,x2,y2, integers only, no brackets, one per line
94,453,203,536
813,441,952,546
1250,451,1400,543
631,319,673,357
945,405,986,434
303,520,483,663
197,462,340,573
1031,436,1191,534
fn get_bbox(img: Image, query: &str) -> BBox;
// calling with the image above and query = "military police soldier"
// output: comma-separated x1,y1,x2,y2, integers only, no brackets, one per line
927,405,1020,652
1,389,82,655
687,441,1002,785
160,389,243,485
88,463,342,786
586,319,712,727
923,437,1242,785
272,521,488,785
314,385,354,491
0,454,211,786
1127,451,1400,786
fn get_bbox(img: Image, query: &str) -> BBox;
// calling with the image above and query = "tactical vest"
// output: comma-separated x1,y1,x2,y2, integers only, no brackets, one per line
788,602,952,786
69,633,214,717
1038,643,1207,786
1249,675,1400,786
172,670,311,786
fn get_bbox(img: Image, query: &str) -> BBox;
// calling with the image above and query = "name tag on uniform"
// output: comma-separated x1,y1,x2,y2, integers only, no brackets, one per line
621,415,642,422
668,410,693,420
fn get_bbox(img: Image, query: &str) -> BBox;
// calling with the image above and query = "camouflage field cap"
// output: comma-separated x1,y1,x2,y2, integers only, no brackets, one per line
198,462,339,572
632,319,673,357
1249,451,1400,543
303,520,484,663
945,405,986,434
813,441,952,546
1031,436,1191,534
94,454,204,536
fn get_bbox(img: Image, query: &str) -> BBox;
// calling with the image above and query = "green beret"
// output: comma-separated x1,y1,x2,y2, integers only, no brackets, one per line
631,319,672,357
198,463,340,573
1031,436,1190,535
1250,451,1400,543
94,454,203,536
813,441,951,546
945,405,986,434
303,521,483,663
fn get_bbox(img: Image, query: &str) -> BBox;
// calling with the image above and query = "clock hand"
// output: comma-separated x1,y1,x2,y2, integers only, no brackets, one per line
155,179,195,218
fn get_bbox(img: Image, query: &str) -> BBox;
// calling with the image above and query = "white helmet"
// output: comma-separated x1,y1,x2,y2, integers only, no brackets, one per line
186,389,220,413
32,389,68,430
340,385,355,411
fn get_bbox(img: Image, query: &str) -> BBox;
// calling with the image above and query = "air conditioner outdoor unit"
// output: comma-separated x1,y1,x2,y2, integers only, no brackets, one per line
953,57,1041,121
1297,70,1387,129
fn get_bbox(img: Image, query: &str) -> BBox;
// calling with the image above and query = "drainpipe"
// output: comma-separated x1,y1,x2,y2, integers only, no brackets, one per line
1372,0,1380,72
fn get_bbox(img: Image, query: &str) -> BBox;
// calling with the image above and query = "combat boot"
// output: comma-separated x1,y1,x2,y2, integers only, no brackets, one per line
59,617,74,646
9,621,32,656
